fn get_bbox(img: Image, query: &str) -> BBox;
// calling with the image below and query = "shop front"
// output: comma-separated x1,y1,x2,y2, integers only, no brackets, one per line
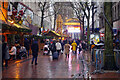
1,20,32,48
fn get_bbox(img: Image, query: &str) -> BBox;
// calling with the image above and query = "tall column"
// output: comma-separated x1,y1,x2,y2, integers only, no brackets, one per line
104,2,117,70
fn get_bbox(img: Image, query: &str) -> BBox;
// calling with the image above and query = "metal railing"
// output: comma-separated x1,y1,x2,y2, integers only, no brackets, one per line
72,48,120,79
72,50,91,79
91,48,120,74
91,49,104,74
114,49,120,73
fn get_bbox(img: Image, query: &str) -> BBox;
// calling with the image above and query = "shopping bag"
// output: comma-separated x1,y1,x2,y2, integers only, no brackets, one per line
49,51,52,56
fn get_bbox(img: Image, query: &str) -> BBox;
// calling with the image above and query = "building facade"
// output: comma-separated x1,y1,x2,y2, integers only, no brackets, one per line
112,2,120,39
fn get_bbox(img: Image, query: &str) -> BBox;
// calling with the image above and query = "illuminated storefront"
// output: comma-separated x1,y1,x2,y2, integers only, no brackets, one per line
63,18,82,39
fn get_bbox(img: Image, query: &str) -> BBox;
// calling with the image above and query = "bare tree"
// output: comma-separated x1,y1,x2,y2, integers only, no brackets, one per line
70,3,84,39
38,2,49,34
52,2,62,31
38,2,61,34
71,2,92,46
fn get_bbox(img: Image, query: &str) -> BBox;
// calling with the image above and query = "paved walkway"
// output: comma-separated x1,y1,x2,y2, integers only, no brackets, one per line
2,48,120,79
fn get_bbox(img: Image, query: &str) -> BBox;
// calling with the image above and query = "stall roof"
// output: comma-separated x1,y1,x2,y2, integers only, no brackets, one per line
50,30,61,37
2,20,32,32
43,30,61,37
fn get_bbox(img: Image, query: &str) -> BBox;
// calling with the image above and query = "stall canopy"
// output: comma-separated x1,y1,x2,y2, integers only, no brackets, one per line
2,20,32,33
43,30,61,39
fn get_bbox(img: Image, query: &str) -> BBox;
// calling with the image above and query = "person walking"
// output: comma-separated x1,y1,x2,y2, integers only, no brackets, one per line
55,40,62,56
81,40,86,53
31,40,39,65
9,44,17,60
24,38,30,57
78,41,82,54
51,40,56,54
71,40,77,55
2,42,10,67
64,42,70,60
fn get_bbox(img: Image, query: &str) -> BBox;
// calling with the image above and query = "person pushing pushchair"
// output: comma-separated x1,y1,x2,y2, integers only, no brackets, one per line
18,44,27,59
43,43,50,55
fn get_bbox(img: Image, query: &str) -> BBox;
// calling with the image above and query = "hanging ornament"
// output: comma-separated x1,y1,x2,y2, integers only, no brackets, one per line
12,7,17,16
19,8,24,16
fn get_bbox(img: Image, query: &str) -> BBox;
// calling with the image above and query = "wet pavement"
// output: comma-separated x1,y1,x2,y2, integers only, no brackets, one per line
2,47,120,79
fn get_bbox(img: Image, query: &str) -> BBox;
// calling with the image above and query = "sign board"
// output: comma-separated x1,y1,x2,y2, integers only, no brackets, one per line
67,25,80,33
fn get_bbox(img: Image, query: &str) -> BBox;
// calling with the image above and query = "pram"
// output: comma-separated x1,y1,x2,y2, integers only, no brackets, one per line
43,45,50,55
18,51,27,59
18,46,27,59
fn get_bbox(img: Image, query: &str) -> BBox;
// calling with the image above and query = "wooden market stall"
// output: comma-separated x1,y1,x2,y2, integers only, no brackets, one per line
1,20,32,47
43,30,61,39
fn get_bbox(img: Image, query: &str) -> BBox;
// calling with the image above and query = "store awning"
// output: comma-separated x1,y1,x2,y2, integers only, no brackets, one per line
8,20,30,29
2,20,32,33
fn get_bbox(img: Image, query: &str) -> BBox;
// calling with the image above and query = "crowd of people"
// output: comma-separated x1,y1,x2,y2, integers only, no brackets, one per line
2,37,36,68
43,39,88,60
2,36,88,68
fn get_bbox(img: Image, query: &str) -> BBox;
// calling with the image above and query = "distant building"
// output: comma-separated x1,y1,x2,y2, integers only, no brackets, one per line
112,2,120,39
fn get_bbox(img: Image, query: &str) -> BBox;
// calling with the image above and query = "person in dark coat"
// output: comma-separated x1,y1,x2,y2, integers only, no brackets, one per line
81,40,86,52
31,40,39,65
51,41,56,54
24,38,30,57
2,42,10,67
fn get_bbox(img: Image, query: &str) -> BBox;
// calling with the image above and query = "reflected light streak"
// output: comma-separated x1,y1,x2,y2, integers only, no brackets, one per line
76,64,80,73
15,61,21,63
15,63,20,78
68,52,72,71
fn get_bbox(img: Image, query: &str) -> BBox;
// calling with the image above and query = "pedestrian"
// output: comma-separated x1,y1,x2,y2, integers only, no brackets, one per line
55,40,62,56
81,40,86,53
9,44,17,60
71,40,77,55
43,43,49,55
61,40,64,54
51,40,56,54
24,38,30,57
19,44,27,59
78,41,82,54
15,42,21,58
31,40,39,65
90,41,95,62
2,42,10,67
64,42,70,60
76,39,79,46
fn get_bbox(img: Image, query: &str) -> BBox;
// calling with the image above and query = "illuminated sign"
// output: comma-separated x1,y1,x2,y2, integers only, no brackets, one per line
67,26,80,33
